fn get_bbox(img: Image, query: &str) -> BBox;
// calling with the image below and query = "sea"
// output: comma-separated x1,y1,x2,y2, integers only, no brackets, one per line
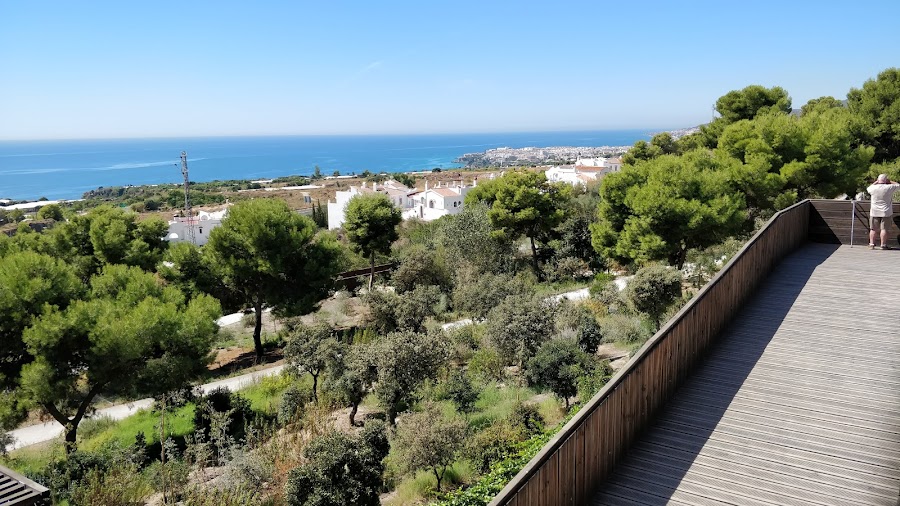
0,130,652,201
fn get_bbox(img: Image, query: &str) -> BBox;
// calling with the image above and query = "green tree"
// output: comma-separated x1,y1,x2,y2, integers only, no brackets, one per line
86,206,168,271
284,322,339,402
465,171,566,273
624,265,682,328
526,339,592,410
715,84,792,123
158,242,239,309
344,194,402,289
36,204,64,221
312,165,323,180
325,343,374,426
800,96,844,116
16,264,220,453
437,202,515,274
394,403,468,492
206,199,343,359
485,294,555,366
443,369,478,417
591,152,746,269
285,421,389,506
370,331,448,424
847,68,900,163
390,245,450,293
0,252,82,429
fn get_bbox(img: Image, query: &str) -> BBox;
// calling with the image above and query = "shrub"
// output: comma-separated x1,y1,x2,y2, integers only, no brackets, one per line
484,294,555,366
506,402,544,436
623,264,682,327
443,369,479,416
452,271,533,320
464,420,525,473
146,458,190,501
279,385,311,424
69,461,151,506
285,420,389,506
599,314,650,345
525,339,593,410
468,348,505,383
394,404,468,492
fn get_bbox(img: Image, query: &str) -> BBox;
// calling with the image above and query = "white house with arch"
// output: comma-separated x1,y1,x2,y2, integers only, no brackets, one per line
165,208,228,246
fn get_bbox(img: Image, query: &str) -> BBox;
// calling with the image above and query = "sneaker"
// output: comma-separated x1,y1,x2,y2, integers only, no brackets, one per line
881,245,892,250
869,244,876,249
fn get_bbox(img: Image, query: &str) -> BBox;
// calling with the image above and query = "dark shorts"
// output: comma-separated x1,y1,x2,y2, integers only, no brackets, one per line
871,216,891,231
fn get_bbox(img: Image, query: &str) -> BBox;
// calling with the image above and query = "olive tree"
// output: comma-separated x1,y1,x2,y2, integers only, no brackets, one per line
394,403,468,492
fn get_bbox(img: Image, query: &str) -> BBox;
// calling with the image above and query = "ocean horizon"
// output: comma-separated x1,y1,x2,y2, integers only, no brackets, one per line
0,130,653,201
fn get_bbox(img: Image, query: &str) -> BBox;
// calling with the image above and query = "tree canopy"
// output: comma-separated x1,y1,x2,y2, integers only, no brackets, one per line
465,171,565,273
15,264,220,451
591,151,746,269
344,193,402,288
206,198,343,358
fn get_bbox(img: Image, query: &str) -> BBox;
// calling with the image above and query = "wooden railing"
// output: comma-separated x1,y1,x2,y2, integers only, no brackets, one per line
489,200,812,506
808,199,900,247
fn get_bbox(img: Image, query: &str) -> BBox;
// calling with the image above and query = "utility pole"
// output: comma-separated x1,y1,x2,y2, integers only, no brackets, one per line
181,151,196,244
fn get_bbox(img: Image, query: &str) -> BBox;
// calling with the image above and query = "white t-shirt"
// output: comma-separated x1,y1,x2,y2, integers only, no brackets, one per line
867,182,900,217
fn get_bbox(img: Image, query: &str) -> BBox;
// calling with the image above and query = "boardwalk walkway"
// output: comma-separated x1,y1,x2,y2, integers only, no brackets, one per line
594,243,900,506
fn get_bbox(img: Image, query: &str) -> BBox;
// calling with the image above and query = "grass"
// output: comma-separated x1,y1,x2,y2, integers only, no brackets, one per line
1,440,62,477
468,383,536,430
387,461,475,506
238,371,307,416
80,404,196,453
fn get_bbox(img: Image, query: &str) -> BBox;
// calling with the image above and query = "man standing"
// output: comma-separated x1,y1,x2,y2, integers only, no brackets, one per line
867,174,900,250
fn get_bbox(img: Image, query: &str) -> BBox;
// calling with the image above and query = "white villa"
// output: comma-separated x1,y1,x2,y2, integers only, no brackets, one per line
546,156,623,187
165,208,227,246
327,178,481,229
328,180,414,230
403,180,474,221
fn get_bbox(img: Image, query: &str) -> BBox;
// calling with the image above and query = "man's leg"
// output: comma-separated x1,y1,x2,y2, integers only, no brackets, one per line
871,216,878,247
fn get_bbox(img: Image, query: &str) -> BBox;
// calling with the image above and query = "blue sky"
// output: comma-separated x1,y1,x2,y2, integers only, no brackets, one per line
1,0,898,140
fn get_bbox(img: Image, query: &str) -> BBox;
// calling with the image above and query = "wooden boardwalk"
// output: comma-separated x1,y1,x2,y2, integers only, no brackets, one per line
594,243,900,506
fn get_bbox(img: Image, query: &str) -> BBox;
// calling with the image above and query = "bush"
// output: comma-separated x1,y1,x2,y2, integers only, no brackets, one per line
391,245,451,293
577,360,613,402
452,271,533,320
484,294,555,366
69,461,151,506
279,385,311,424
146,458,190,500
525,339,592,409
192,388,253,464
468,348,505,383
623,264,682,327
464,420,525,473
285,420,389,506
506,402,544,436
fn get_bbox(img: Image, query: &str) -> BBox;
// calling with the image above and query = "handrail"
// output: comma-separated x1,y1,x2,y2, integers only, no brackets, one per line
489,199,812,506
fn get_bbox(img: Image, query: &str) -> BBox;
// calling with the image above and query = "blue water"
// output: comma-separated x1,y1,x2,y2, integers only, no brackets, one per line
0,130,651,200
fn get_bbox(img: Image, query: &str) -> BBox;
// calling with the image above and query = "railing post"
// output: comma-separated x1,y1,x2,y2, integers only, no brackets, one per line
850,199,855,248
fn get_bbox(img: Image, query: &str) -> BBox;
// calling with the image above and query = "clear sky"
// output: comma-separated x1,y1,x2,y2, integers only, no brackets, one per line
1,0,898,140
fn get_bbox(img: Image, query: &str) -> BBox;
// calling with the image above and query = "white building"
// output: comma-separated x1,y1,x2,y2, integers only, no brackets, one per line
403,180,474,221
165,208,227,246
546,156,621,187
327,180,413,230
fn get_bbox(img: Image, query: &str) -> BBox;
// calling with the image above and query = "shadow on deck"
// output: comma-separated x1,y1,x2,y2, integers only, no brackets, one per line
595,243,900,505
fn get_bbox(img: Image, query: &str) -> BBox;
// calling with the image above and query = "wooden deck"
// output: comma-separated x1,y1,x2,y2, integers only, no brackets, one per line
594,243,900,506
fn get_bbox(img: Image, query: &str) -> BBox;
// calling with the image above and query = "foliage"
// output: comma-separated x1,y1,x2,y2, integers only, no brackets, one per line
465,171,566,272
284,321,340,402
623,265,682,328
391,244,452,293
69,460,152,506
36,203,64,221
506,402,545,436
451,269,534,320
716,85,792,123
591,151,746,269
556,302,604,353
468,348,505,383
484,294,555,366
437,202,515,274
324,342,375,426
525,339,593,409
344,193,402,288
599,314,650,345
443,369,479,416
394,172,416,188
284,420,389,506
278,384,311,424
576,360,613,402
463,420,525,474
0,251,83,429
394,403,468,492
848,67,900,163
206,198,343,358
192,387,253,463
370,330,449,424
14,265,220,453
